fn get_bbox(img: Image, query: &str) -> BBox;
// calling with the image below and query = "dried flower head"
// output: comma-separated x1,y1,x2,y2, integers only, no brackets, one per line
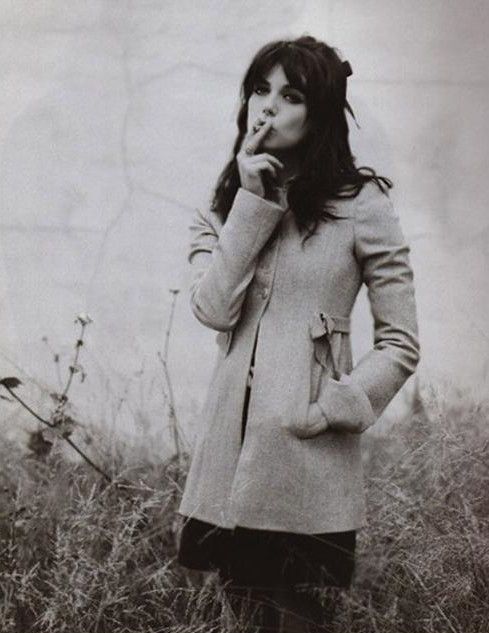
75,313,93,326
0,377,22,389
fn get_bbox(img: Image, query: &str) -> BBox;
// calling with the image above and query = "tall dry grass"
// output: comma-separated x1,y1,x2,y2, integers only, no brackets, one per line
1,378,488,632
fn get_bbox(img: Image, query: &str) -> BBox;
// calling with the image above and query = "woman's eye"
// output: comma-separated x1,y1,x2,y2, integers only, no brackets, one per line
284,92,304,104
252,85,304,104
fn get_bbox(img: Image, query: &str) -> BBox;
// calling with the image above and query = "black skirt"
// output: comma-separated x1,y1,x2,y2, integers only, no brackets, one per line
177,383,356,588
177,516,356,588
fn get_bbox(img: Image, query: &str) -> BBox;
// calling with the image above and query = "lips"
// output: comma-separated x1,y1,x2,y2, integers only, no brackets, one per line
251,118,275,136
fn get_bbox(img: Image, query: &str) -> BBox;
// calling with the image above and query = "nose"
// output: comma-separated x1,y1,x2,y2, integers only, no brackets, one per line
262,103,278,117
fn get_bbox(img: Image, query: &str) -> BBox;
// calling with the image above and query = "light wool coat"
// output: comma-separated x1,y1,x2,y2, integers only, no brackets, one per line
178,181,420,533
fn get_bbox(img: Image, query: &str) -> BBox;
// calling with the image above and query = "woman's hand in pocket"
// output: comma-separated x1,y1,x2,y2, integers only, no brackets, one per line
283,402,329,439
316,374,376,434
283,375,376,439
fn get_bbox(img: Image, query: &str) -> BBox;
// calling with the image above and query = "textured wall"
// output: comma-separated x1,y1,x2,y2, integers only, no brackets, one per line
1,1,488,453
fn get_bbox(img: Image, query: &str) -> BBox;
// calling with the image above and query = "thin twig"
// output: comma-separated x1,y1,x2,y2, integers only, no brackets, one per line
157,289,189,463
60,322,86,400
2,385,112,483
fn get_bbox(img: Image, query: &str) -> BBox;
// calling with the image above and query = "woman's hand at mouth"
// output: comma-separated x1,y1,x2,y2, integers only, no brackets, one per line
237,118,284,199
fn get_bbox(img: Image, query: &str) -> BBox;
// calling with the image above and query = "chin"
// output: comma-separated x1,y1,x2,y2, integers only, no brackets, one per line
263,139,294,151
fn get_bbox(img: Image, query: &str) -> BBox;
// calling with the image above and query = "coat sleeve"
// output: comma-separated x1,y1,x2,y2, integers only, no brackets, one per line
188,187,287,331
348,187,421,421
305,187,421,436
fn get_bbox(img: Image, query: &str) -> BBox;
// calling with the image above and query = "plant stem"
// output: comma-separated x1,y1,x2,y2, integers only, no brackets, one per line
60,322,85,401
2,385,112,483
158,290,187,464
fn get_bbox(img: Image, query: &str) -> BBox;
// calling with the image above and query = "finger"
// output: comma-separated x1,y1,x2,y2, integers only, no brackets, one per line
251,117,266,134
250,162,277,178
250,153,284,170
242,119,273,155
245,116,268,140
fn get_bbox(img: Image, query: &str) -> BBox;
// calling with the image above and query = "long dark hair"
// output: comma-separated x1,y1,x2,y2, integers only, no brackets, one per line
210,35,393,245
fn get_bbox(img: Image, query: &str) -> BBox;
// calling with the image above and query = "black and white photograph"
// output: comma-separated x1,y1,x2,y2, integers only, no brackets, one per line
0,2,488,632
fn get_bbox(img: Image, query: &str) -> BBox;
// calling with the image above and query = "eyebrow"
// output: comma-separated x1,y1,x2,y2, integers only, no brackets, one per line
256,78,305,92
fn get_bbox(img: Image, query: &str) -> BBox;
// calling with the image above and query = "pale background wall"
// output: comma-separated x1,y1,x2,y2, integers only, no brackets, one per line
0,1,488,457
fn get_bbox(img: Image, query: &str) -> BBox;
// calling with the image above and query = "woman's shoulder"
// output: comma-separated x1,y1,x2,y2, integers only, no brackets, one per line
330,180,393,220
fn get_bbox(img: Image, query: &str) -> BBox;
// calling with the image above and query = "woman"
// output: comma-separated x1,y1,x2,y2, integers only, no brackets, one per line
176,35,420,632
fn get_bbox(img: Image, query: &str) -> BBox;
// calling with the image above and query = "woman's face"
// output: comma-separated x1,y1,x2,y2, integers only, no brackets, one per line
246,63,310,152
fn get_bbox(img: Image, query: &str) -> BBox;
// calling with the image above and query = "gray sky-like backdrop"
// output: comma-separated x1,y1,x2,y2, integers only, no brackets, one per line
1,1,488,457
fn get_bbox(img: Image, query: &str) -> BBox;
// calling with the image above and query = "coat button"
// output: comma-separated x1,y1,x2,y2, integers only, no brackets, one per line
261,288,269,299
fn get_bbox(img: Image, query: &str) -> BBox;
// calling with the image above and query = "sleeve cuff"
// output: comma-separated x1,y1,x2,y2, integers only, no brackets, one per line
316,374,377,433
234,187,288,215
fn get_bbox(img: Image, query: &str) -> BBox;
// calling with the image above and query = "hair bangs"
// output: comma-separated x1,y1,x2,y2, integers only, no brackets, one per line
245,42,313,98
